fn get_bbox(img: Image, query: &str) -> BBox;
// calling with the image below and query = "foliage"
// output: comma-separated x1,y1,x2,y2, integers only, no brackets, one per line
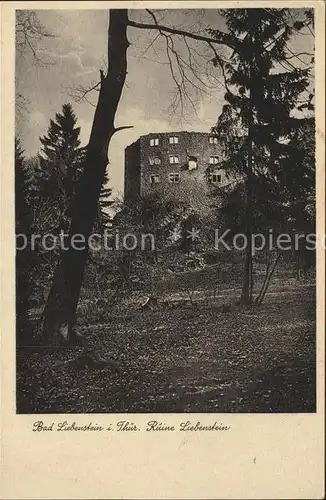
15,139,35,344
34,103,85,233
95,167,114,232
212,9,314,210
210,9,315,300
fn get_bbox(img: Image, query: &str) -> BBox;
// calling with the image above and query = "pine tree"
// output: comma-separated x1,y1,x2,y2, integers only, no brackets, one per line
37,103,85,232
15,138,35,344
211,8,314,304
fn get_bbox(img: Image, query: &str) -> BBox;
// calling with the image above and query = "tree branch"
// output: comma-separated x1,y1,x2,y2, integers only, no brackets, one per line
114,125,134,133
127,12,241,52
16,10,56,66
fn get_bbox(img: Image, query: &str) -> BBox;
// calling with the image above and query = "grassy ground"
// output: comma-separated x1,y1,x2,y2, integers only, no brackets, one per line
17,274,316,414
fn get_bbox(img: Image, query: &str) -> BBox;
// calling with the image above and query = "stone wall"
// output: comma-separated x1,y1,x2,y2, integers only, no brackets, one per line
125,131,228,206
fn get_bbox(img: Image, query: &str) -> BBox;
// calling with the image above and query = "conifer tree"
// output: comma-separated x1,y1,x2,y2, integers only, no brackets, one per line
211,8,314,304
37,103,85,232
15,138,34,344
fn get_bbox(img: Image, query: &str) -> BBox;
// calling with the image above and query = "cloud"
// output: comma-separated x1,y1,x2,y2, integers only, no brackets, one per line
40,48,97,77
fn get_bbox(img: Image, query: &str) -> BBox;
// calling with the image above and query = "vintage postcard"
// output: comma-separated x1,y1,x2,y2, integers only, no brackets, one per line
1,1,325,498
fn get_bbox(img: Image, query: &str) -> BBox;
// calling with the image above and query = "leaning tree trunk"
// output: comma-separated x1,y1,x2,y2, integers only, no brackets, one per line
42,9,130,344
255,252,280,305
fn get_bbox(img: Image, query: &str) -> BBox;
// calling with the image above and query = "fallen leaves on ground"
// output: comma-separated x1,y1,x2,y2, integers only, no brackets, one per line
17,282,315,413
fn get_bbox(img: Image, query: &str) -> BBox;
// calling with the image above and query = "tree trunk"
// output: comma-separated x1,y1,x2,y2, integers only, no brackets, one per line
240,27,258,306
255,248,271,304
256,252,280,305
240,165,253,305
42,10,130,344
240,56,254,305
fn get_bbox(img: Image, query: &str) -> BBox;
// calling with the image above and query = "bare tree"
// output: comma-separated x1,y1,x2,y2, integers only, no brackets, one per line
42,10,131,346
15,11,56,118
16,10,55,64
71,10,239,122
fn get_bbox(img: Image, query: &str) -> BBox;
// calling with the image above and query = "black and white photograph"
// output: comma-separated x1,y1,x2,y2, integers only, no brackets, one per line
14,6,318,415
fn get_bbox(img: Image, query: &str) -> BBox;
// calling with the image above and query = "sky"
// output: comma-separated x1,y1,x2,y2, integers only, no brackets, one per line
16,8,313,198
